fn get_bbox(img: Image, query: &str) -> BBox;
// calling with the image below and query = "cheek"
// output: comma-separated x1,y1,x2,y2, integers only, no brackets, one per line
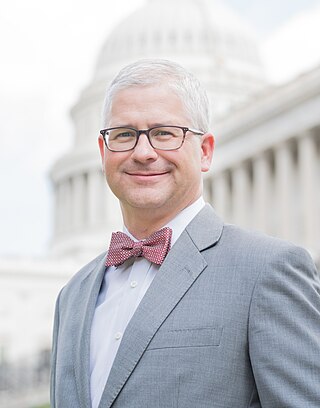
104,153,125,178
104,163,121,190
182,150,202,171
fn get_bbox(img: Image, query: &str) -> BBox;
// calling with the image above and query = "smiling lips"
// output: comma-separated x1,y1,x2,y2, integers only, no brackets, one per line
127,172,168,176
125,171,169,181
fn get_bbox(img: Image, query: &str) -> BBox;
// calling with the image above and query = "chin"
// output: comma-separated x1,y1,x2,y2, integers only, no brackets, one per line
126,194,168,210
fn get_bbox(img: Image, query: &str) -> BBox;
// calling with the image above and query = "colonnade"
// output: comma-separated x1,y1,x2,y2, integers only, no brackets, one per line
51,129,319,258
205,129,319,252
54,168,120,237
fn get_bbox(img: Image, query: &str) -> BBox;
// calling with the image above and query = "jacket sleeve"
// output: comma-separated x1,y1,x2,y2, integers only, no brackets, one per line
50,289,62,408
248,245,320,407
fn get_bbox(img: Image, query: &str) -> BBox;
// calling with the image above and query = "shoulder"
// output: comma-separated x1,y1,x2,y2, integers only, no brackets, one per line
193,204,318,277
218,221,314,266
202,216,319,286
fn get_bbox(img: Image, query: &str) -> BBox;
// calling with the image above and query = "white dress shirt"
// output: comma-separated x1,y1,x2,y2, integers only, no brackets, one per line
90,197,205,408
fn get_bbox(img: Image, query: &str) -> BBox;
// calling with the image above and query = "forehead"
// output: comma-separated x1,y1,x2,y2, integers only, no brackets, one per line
108,85,190,126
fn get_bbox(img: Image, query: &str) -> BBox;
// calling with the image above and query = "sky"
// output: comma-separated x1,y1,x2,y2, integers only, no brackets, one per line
0,0,320,257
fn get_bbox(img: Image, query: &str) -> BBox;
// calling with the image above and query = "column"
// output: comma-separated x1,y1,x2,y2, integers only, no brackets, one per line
231,162,251,228
298,130,319,250
212,171,230,221
72,174,86,231
203,176,213,204
252,151,272,233
87,170,101,228
274,141,295,239
54,183,63,236
59,178,72,235
98,171,121,229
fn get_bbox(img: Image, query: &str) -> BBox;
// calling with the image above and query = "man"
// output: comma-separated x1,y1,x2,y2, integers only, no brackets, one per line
51,59,320,408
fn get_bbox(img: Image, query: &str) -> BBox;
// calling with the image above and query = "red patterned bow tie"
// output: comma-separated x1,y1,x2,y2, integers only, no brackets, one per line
105,227,172,267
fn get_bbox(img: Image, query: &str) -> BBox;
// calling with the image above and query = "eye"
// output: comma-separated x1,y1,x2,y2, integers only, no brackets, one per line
152,128,176,139
108,129,136,141
116,131,133,138
155,129,171,135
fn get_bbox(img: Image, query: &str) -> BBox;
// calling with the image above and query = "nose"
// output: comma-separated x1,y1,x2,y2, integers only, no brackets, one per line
130,133,158,162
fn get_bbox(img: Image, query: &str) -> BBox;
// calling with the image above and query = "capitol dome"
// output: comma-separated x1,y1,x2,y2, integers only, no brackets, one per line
50,0,267,259
90,0,266,120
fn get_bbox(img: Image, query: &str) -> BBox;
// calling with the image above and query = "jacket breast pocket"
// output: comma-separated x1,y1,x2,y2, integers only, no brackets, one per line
147,326,223,350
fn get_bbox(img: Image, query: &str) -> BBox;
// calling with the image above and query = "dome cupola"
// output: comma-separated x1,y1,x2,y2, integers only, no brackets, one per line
93,0,266,118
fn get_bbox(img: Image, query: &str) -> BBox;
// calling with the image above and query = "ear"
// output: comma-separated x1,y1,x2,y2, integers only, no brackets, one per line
98,134,106,164
200,133,215,172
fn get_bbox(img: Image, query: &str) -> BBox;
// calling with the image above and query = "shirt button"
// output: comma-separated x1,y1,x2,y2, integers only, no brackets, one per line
130,281,138,288
115,332,122,340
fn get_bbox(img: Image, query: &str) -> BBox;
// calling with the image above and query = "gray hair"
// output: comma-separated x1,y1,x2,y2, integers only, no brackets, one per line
101,59,210,132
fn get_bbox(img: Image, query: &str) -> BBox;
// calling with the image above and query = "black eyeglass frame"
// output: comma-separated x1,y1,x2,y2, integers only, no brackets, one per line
99,125,205,152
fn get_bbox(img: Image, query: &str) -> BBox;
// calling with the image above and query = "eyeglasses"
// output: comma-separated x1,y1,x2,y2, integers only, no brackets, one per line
100,125,204,152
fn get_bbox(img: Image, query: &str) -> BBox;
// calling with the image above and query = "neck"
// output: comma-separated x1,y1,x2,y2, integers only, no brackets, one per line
122,208,176,240
121,199,199,239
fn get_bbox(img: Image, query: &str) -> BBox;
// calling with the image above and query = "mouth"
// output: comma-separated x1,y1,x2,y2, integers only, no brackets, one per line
127,171,168,176
125,171,169,182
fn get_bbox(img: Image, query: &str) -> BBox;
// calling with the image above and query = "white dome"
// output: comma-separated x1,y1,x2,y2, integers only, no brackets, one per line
96,0,260,70
91,0,266,119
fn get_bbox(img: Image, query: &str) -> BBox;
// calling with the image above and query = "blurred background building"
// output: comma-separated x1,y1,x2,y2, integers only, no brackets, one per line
0,0,319,406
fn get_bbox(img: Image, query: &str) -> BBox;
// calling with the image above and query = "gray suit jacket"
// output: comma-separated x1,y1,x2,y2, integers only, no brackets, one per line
51,205,320,407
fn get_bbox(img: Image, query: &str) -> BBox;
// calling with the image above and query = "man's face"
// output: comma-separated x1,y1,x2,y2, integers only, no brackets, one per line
98,85,214,221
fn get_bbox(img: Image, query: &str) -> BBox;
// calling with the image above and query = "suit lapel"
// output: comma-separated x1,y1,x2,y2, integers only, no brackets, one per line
73,254,107,408
98,204,223,408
